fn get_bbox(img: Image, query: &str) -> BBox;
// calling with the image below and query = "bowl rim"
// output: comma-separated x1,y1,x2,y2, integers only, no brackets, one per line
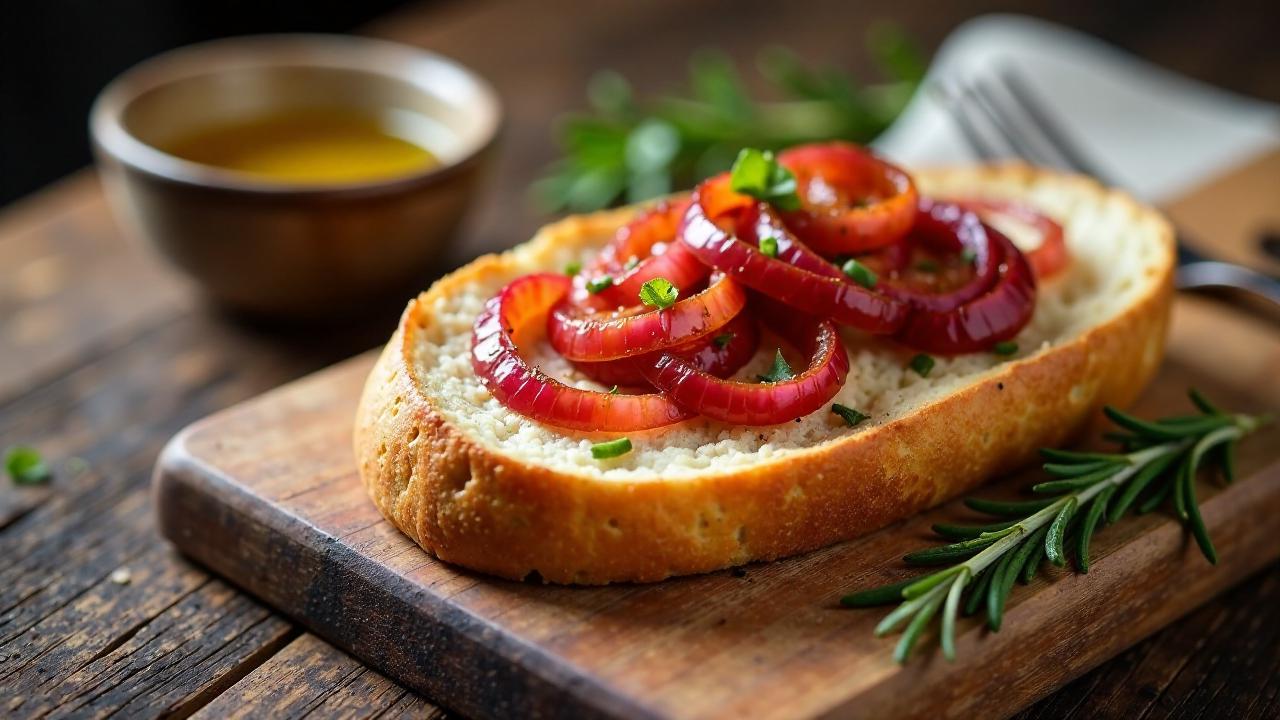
89,33,502,197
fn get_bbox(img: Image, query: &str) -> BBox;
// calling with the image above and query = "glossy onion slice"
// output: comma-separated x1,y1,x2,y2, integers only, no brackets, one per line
778,142,918,255
471,273,692,431
578,199,709,308
571,311,760,387
952,198,1069,280
548,273,746,361
889,201,1038,354
877,199,1002,312
680,174,908,334
641,301,850,425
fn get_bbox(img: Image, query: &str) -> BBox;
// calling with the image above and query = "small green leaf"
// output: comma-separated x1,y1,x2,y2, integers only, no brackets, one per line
841,258,878,289
904,534,1004,566
914,259,940,273
1109,450,1180,522
760,236,780,258
638,277,679,309
729,148,800,211
840,577,916,607
895,588,946,663
940,569,969,661
586,276,614,294
986,550,1017,632
1045,498,1078,566
831,404,869,428
591,438,632,459
565,261,582,277
964,566,994,616
1076,485,1115,573
931,520,1018,541
6,446,51,485
960,248,977,263
1188,388,1223,415
713,333,735,349
908,353,934,378
964,496,1057,517
757,349,794,383
992,341,1018,356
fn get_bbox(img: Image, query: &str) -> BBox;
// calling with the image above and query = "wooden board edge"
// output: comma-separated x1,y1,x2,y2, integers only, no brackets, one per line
151,426,664,720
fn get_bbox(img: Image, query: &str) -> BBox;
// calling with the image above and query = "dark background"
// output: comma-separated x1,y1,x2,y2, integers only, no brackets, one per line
2,0,1279,206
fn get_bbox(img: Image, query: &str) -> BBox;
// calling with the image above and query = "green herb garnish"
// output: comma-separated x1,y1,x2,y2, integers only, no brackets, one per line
713,333,735,349
5,446,51,485
565,261,582,277
760,236,780,258
591,437,633,459
832,404,869,427
730,148,800,211
841,258,878,289
586,276,614,294
841,389,1271,664
914,259,940,273
960,248,977,264
993,341,1018,356
638,277,679,309
909,353,935,378
534,31,925,213
757,349,794,383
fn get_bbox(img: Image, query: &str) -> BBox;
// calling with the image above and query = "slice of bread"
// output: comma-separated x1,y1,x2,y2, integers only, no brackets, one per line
354,164,1174,584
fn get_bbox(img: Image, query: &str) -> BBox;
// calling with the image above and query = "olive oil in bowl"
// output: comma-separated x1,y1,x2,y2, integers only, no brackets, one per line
164,109,438,185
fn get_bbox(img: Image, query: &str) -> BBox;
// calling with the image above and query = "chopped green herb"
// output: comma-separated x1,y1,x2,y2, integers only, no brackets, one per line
757,349,795,383
591,437,633,459
5,446,51,485
960,248,977,264
832,404,870,427
638,277,679,309
760,236,780,258
586,276,614,294
914,259,940,273
713,332,735,349
993,341,1018,356
565,261,583,277
729,148,801,211
909,353,935,377
841,258,878,289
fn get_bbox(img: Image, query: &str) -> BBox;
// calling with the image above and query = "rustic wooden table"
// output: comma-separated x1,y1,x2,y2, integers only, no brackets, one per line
2,1,1277,718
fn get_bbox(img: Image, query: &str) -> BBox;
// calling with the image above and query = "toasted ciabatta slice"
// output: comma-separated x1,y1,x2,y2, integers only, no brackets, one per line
354,164,1174,584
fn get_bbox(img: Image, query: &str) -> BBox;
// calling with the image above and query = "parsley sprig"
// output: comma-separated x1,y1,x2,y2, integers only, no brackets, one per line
534,28,925,213
843,389,1271,663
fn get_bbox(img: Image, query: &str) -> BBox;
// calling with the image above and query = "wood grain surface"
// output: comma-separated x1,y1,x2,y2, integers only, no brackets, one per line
152,295,1280,720
2,1,1279,718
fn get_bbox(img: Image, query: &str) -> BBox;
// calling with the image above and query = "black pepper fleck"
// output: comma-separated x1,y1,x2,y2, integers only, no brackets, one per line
997,382,1004,390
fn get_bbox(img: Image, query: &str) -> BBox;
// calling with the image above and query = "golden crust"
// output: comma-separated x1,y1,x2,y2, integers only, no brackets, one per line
353,164,1175,584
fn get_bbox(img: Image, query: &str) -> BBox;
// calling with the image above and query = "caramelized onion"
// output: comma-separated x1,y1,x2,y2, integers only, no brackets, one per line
952,198,1069,280
548,273,746,361
471,273,692,431
578,199,710,308
778,142,918,254
641,303,849,425
680,174,908,334
571,311,760,387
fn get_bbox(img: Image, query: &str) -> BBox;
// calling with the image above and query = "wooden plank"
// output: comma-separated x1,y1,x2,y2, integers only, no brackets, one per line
194,634,445,720
153,293,1280,720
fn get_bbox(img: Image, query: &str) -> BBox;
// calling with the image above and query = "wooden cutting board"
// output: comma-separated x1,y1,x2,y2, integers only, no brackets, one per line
153,293,1279,720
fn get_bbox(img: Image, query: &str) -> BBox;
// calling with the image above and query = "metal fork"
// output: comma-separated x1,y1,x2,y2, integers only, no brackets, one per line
933,67,1280,306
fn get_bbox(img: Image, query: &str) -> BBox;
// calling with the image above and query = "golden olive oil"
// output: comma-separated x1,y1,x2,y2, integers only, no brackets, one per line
164,109,437,184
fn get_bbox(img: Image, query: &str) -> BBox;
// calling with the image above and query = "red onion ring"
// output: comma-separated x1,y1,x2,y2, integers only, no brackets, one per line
952,198,1069,280
577,199,710,308
571,311,760,387
471,273,692,431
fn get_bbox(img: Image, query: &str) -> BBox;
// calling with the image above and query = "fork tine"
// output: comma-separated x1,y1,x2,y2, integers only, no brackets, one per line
994,66,1114,182
929,80,1006,162
965,76,1060,167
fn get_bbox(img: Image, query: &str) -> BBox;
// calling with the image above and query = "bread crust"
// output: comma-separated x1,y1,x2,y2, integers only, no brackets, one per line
354,164,1175,584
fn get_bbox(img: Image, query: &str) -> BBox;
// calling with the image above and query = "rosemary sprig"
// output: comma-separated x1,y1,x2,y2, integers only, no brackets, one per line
533,25,925,213
842,389,1271,664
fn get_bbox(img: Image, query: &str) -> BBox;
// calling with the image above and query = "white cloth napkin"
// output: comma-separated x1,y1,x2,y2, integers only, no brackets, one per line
872,14,1280,203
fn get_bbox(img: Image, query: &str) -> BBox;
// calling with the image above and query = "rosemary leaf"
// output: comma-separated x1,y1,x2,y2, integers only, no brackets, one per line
1076,485,1116,573
1104,406,1231,440
940,569,969,661
840,577,916,607
964,567,994,616
986,550,1017,632
1182,460,1218,565
931,519,1019,541
1137,477,1176,514
964,496,1057,517
1108,449,1180,522
1188,388,1223,415
1020,532,1046,584
1032,466,1123,494
895,587,946,663
903,534,1002,566
1045,498,1078,567
1223,439,1238,485
1042,459,1123,478
1039,448,1130,464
